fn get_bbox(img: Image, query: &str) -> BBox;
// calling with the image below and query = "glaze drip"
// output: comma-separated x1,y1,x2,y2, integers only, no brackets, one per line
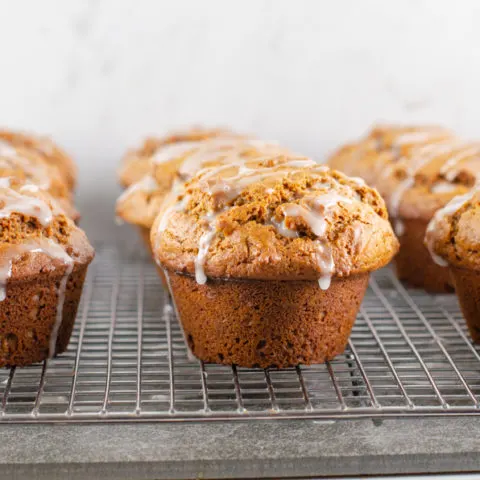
0,187,54,226
425,190,477,266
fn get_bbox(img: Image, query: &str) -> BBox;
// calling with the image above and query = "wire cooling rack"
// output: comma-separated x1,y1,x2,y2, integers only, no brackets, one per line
0,243,479,423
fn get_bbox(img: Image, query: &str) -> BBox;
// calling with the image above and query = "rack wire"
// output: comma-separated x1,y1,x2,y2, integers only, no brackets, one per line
0,243,479,423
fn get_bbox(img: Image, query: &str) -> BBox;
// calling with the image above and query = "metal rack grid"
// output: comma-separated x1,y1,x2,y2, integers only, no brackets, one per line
0,243,479,423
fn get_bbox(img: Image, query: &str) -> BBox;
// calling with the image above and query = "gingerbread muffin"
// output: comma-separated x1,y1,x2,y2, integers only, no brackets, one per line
426,188,480,342
329,125,480,292
0,185,94,366
0,141,78,220
116,134,287,254
152,156,398,368
0,130,77,191
118,127,234,188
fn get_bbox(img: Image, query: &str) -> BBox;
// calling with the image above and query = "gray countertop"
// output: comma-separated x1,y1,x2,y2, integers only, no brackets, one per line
2,417,480,479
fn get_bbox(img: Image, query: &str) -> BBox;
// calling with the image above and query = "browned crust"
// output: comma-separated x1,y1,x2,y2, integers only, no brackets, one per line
118,127,234,188
426,191,480,270
167,271,369,368
154,166,398,280
0,130,77,191
328,125,479,222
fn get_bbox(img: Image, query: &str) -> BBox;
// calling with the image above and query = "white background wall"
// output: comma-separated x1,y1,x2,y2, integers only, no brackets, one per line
1,0,480,235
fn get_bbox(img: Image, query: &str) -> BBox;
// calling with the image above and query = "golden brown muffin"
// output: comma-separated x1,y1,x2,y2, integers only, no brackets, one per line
425,189,480,342
118,127,236,188
0,185,94,366
328,124,480,292
116,137,290,237
0,130,77,191
152,156,398,368
0,141,78,220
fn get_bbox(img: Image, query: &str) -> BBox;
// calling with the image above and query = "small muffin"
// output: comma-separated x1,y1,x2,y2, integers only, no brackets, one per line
118,127,235,188
116,135,288,254
0,142,78,220
329,124,480,292
0,130,77,191
0,185,94,366
426,189,480,342
152,156,398,368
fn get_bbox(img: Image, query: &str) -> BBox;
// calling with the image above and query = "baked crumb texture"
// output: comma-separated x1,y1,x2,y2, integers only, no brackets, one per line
426,189,480,342
0,130,94,366
128,127,399,367
329,124,480,292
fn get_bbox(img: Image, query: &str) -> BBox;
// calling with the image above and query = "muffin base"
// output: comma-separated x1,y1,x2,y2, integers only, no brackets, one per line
394,218,453,293
166,272,369,368
450,266,480,343
0,266,89,367
138,226,153,256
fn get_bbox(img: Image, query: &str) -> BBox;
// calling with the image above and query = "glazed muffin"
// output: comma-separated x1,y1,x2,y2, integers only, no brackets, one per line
118,127,234,188
116,135,288,253
0,185,94,366
329,125,480,292
426,188,480,342
0,130,77,191
0,141,78,220
152,156,398,368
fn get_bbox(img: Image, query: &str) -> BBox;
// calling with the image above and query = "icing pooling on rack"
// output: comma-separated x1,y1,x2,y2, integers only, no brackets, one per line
0,186,74,357
425,189,477,267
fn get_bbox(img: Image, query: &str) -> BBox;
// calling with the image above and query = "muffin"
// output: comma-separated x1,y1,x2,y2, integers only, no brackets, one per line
116,135,288,254
329,125,480,292
0,141,78,220
118,127,235,188
0,185,94,366
152,156,398,368
426,188,480,342
0,130,77,191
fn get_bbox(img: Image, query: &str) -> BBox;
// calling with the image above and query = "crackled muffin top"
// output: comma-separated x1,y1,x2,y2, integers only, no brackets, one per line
328,125,480,229
0,142,78,220
116,137,289,229
0,185,94,289
118,127,238,188
0,130,77,191
152,155,399,288
425,188,480,270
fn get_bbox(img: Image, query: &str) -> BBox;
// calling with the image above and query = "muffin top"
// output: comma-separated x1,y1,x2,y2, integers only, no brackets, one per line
328,124,480,228
152,155,398,287
0,185,94,288
0,130,77,191
116,137,289,229
425,188,480,270
118,126,236,188
0,142,78,220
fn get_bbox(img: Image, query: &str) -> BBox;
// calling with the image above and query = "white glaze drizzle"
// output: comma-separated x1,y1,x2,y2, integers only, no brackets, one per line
151,141,203,165
278,193,353,289
430,182,459,194
0,187,54,226
116,174,159,207
425,190,477,267
154,141,357,289
0,141,18,158
0,145,52,189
